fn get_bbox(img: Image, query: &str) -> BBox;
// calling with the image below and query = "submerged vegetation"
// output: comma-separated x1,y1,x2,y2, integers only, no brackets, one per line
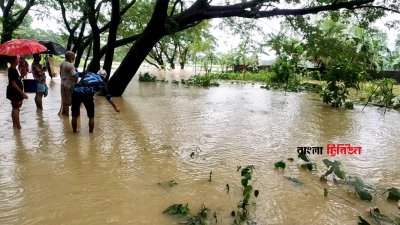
163,165,259,225
275,155,400,225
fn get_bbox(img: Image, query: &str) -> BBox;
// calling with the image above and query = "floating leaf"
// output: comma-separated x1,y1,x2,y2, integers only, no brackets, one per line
301,162,316,171
287,158,294,162
298,153,309,162
387,187,400,201
333,167,346,180
168,180,178,187
322,159,346,180
324,188,328,197
347,176,374,190
358,216,371,225
274,161,286,169
254,190,259,197
284,176,302,185
322,159,341,168
355,186,373,201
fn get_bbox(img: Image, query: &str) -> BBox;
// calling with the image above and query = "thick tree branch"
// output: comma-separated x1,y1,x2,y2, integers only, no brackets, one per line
15,0,35,26
354,5,400,14
95,0,108,12
0,0,4,11
175,0,374,28
170,0,183,16
3,0,15,17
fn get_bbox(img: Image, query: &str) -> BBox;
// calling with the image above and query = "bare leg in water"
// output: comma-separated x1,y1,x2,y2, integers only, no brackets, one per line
35,92,44,111
11,101,22,129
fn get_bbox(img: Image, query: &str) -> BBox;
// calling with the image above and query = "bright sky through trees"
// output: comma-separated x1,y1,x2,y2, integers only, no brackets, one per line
29,6,399,62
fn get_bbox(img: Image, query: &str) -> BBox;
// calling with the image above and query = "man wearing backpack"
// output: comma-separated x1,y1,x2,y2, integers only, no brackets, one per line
71,70,120,133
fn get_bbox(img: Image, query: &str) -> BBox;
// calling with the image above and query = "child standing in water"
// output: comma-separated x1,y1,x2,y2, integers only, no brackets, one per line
6,56,28,129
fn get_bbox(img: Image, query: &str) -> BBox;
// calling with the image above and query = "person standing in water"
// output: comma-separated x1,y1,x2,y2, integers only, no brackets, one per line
31,53,47,111
6,56,28,129
59,51,77,116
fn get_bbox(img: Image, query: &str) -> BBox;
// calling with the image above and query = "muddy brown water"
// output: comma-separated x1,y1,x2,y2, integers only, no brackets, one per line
0,68,399,225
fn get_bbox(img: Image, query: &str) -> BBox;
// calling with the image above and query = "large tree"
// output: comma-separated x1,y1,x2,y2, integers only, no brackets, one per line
107,0,399,96
0,0,37,68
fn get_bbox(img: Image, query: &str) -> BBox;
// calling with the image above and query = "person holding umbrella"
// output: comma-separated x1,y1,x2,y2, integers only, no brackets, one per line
31,53,48,111
6,56,28,129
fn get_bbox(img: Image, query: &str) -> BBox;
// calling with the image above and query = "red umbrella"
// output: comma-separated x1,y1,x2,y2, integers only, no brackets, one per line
0,39,47,56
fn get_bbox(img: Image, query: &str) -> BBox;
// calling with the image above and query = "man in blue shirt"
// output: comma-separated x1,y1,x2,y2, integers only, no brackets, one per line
71,70,120,133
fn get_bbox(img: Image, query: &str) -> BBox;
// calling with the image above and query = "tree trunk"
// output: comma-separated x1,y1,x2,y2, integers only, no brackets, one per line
107,0,169,96
86,0,101,73
103,0,120,81
107,26,166,96
0,19,13,69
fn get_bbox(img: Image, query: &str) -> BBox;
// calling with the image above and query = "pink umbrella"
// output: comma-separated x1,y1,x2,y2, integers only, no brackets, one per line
0,39,47,56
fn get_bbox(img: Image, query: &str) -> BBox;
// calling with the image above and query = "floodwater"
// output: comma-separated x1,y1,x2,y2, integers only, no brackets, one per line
0,68,399,225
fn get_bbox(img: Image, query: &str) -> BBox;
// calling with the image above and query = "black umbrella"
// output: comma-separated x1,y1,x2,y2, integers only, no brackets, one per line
38,41,67,55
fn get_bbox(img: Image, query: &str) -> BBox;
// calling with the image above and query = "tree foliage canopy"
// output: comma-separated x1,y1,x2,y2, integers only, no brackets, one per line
1,0,400,95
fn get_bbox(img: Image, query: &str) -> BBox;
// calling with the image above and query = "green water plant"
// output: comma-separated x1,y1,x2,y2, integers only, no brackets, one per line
138,72,157,82
361,78,399,112
359,207,400,225
181,74,219,87
231,165,259,223
321,159,346,180
185,204,210,225
383,187,400,201
163,203,190,216
347,176,374,202
298,153,317,171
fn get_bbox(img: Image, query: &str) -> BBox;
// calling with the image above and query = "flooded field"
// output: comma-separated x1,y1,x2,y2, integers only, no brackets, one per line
0,69,399,225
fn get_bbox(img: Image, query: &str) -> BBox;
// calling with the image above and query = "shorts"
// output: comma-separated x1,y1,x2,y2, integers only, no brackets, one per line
71,92,95,118
37,83,46,93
